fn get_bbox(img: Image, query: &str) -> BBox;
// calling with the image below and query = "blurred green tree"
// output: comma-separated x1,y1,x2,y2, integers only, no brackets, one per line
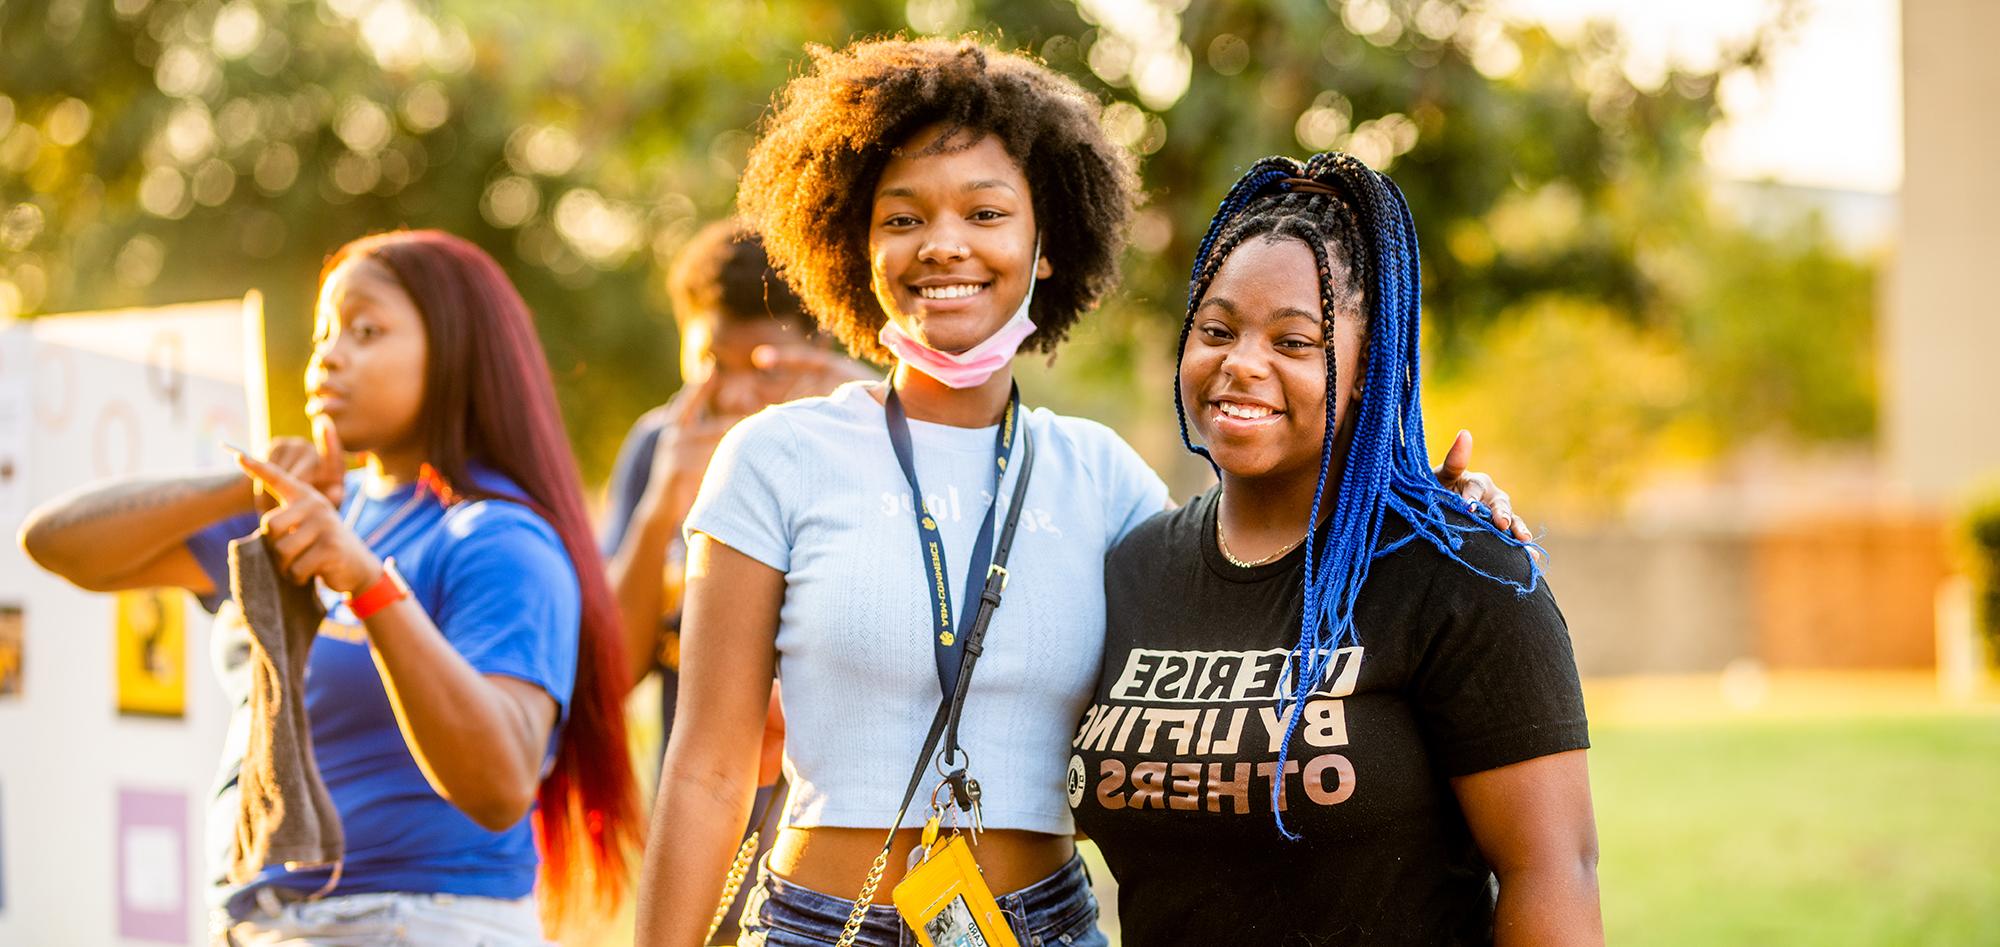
0,0,673,469
1,0,1869,509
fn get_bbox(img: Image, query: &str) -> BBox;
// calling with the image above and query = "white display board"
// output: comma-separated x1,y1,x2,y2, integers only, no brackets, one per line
0,297,263,946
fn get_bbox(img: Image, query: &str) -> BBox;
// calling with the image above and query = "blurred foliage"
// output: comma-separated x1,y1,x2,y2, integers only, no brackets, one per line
0,0,1873,508
1424,211,1877,517
1960,482,2000,662
1424,298,1700,515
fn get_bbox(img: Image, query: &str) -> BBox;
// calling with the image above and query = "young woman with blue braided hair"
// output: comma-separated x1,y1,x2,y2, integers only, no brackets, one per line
1068,153,1600,945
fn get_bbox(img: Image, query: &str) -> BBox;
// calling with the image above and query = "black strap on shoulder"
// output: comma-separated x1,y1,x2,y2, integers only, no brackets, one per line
884,384,1020,701
875,417,1036,844
940,419,1035,766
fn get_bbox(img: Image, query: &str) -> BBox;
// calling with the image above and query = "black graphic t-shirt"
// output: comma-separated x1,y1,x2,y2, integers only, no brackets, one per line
1069,487,1588,946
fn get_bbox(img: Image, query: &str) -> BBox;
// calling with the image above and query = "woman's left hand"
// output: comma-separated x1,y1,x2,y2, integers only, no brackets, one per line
230,439,382,594
1435,429,1534,547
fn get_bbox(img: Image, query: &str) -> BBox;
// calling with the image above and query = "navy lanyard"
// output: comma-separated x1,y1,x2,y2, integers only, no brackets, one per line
883,383,1021,700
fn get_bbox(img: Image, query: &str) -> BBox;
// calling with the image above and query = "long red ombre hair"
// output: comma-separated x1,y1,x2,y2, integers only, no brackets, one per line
322,230,639,929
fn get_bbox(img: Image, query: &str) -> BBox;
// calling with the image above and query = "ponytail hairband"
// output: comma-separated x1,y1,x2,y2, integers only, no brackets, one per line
1279,177,1342,197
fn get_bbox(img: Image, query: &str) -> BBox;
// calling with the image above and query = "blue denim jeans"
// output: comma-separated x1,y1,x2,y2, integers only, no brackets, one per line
216,890,547,946
738,854,1107,947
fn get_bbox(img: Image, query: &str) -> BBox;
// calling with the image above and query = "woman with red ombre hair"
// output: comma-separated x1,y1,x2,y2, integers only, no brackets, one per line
20,230,638,943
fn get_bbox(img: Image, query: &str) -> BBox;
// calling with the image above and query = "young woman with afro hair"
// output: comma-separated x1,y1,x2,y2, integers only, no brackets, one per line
633,38,1526,947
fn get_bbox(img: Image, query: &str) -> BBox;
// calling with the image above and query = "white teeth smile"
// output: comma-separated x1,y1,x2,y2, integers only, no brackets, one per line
917,283,985,300
1217,402,1276,420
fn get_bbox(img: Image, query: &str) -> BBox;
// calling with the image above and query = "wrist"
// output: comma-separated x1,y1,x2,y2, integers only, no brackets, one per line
345,557,408,620
636,486,690,535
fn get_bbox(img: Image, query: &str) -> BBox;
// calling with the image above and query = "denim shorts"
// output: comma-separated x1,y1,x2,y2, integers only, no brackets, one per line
738,853,1107,947
216,890,547,946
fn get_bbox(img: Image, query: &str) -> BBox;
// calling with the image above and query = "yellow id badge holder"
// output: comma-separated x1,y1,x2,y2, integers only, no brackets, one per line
893,814,1020,947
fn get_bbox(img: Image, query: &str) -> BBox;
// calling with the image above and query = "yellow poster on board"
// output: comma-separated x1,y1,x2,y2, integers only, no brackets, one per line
0,603,22,697
115,588,186,717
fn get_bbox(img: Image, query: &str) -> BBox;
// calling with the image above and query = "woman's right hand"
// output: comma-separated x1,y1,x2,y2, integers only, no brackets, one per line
256,417,348,512
231,444,382,595
641,377,743,532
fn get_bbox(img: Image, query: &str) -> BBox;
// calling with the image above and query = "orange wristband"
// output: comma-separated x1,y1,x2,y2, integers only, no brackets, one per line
346,558,409,621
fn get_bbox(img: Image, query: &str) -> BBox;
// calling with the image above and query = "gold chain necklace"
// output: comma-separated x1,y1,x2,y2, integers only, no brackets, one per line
1217,517,1307,568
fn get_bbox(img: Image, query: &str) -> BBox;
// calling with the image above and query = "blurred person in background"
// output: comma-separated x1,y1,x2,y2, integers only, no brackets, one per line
602,219,869,747
18,230,639,944
601,218,869,941
1070,154,1598,945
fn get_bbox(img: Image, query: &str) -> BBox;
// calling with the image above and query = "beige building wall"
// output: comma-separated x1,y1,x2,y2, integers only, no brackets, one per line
1889,0,2000,503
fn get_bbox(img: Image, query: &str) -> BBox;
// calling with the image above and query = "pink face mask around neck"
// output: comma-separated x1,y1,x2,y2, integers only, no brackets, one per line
877,241,1041,389
879,304,1036,390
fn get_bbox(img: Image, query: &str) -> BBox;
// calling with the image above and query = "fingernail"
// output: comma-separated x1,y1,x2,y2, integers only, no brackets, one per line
752,345,777,369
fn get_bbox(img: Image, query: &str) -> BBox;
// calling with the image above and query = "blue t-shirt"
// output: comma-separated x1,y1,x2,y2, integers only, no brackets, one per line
187,465,581,915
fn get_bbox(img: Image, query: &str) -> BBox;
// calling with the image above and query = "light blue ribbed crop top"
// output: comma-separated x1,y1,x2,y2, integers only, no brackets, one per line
685,382,1168,833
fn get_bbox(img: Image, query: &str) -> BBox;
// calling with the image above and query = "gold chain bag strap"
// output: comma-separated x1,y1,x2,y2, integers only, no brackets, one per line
836,420,1037,947
708,795,776,943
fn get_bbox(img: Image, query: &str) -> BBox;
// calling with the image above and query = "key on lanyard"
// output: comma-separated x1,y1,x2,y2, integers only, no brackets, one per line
946,769,984,842
965,777,984,838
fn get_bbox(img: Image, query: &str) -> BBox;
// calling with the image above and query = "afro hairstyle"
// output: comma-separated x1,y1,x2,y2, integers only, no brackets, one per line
736,36,1137,364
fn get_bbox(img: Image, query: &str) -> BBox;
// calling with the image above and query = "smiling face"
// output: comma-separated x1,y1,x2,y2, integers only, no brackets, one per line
1180,236,1366,482
304,255,428,455
867,124,1053,355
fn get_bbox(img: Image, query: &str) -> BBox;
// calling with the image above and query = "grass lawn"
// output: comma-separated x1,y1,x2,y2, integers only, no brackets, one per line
1592,712,2000,945
597,676,2000,946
